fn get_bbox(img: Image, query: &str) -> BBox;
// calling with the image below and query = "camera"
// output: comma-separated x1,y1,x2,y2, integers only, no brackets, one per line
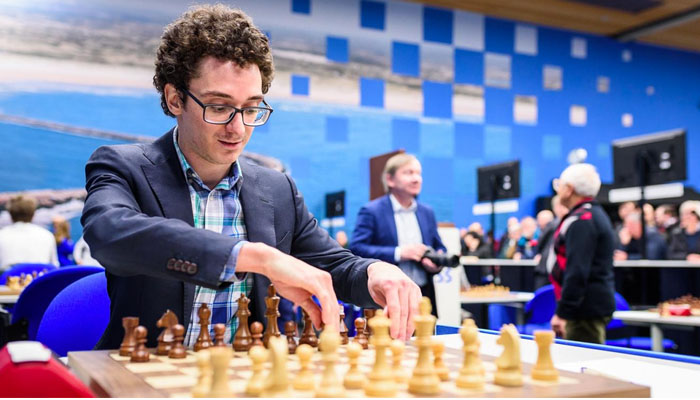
421,247,460,268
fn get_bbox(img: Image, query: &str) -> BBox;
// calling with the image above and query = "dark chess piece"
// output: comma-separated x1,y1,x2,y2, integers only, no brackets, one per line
339,308,349,345
263,284,281,348
250,321,264,347
168,324,187,359
233,294,253,352
130,325,150,362
364,309,376,339
156,310,178,356
354,317,368,349
213,323,226,347
194,304,213,351
299,308,318,348
120,317,139,356
285,320,298,354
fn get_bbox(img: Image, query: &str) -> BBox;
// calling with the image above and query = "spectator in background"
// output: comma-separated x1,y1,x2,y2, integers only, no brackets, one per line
350,153,445,316
549,164,615,344
461,231,492,259
536,210,554,233
497,216,519,254
533,196,569,289
334,230,348,248
514,216,538,260
655,204,679,237
643,203,656,228
668,201,700,262
614,212,667,260
498,222,521,259
52,215,75,266
616,201,637,232
73,235,103,267
0,195,58,271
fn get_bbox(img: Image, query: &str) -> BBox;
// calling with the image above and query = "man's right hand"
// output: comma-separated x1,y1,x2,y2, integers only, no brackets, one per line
236,242,340,332
399,243,428,262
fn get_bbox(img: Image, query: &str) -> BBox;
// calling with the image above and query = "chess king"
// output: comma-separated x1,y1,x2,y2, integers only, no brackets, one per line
81,3,422,350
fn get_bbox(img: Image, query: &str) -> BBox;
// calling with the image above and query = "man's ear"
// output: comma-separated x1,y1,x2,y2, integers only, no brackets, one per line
164,83,184,116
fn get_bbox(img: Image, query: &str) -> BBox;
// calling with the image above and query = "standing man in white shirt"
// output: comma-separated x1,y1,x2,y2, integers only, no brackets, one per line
0,195,59,271
350,153,446,316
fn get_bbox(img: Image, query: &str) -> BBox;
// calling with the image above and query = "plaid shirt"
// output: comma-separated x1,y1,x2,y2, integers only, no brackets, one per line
173,130,253,347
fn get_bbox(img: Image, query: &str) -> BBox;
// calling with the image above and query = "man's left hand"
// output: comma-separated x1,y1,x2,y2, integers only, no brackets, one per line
421,257,441,273
550,314,566,338
367,262,422,341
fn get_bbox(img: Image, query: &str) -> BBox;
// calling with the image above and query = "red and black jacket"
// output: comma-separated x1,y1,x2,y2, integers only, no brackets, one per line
547,199,616,320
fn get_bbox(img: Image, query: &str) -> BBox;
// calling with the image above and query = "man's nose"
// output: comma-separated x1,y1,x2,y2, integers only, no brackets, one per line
225,111,246,134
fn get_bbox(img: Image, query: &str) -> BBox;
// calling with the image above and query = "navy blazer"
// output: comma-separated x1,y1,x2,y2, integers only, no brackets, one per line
349,195,446,271
82,129,379,349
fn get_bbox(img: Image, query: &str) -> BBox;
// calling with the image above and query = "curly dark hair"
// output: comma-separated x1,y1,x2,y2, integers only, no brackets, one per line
153,4,274,117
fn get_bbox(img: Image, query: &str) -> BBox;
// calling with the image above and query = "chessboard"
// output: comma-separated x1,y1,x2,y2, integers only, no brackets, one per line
67,339,649,398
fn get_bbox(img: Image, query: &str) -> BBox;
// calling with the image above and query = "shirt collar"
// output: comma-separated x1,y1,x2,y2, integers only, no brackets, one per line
389,193,417,213
173,126,242,191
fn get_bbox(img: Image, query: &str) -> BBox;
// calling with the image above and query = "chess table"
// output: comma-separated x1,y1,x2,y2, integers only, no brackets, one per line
67,333,650,398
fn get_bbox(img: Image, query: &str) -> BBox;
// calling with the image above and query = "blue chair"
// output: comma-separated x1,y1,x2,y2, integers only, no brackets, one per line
519,284,556,335
11,266,103,340
0,263,58,285
606,292,676,351
36,273,110,356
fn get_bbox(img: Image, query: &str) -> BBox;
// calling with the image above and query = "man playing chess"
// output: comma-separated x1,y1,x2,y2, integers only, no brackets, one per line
81,4,421,350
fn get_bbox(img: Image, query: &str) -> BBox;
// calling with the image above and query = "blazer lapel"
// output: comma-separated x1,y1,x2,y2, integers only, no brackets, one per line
381,195,399,246
238,159,275,324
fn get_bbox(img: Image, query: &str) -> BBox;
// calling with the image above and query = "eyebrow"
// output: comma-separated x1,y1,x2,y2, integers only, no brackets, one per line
200,90,264,102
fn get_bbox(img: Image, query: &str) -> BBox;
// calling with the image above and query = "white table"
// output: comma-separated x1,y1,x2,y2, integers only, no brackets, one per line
612,310,700,352
0,294,19,304
460,291,534,326
460,258,700,268
438,331,700,398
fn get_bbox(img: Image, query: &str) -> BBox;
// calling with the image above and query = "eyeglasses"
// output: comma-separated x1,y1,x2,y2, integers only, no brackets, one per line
182,88,273,126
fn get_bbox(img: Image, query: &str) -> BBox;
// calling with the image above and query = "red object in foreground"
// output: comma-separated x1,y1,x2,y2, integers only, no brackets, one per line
666,304,692,316
0,341,94,397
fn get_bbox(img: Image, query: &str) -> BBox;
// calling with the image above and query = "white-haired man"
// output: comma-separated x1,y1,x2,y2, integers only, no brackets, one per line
547,164,615,344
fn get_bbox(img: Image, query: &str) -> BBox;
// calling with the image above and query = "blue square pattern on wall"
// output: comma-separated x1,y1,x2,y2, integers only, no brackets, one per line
485,18,514,53
392,41,420,77
360,0,385,30
542,134,562,160
484,125,511,159
326,36,349,63
291,0,310,14
391,118,420,153
455,48,483,85
291,74,310,96
423,81,453,119
454,122,483,159
423,7,453,44
326,116,349,143
360,77,385,108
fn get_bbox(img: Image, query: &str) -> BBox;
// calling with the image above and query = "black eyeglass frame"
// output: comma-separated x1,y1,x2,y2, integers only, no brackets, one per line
181,88,273,126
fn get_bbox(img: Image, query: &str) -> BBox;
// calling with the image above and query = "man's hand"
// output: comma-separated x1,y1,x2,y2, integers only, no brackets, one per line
400,243,428,262
236,242,340,332
613,249,628,261
421,257,441,273
367,262,422,341
687,253,700,263
618,227,631,246
550,314,566,338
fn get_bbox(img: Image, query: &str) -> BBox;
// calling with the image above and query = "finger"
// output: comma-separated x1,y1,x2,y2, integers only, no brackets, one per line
383,281,401,339
311,275,340,332
397,281,410,340
405,285,421,338
299,297,322,330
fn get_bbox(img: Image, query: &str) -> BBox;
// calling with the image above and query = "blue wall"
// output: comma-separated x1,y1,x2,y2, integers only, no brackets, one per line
1,0,699,239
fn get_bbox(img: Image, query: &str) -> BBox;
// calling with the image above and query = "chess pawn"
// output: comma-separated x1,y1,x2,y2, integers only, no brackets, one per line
353,318,368,349
213,323,226,347
315,328,345,398
207,347,234,397
195,304,213,351
130,326,150,362
246,345,268,396
456,318,485,389
169,324,187,359
391,339,410,384
339,309,349,345
7,276,20,291
293,344,316,391
191,349,212,398
120,317,139,356
494,324,523,387
343,341,365,389
408,297,440,395
284,320,298,354
432,340,450,381
531,330,559,381
250,321,264,347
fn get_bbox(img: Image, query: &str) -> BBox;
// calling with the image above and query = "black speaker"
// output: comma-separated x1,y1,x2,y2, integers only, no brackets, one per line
325,191,345,218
